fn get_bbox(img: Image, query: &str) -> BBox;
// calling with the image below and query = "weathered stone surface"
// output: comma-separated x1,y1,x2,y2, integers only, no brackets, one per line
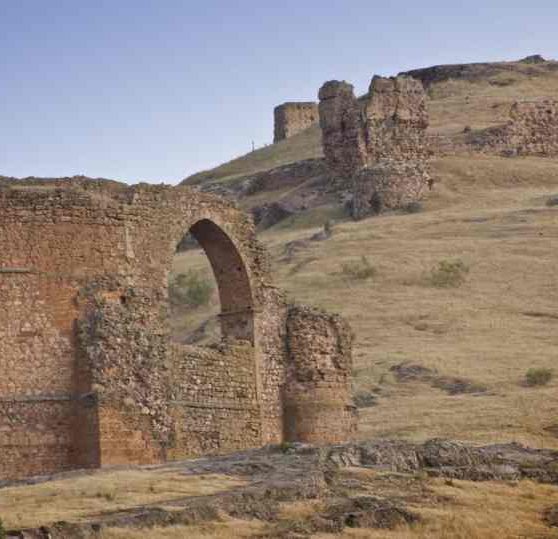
480,100,558,156
318,76,430,218
318,81,367,179
284,305,357,444
274,102,319,142
0,177,355,481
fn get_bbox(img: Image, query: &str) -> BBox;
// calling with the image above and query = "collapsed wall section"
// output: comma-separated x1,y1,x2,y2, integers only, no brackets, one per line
479,100,558,157
274,102,319,143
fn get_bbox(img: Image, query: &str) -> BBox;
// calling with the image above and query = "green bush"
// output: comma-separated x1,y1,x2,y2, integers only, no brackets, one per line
525,368,553,387
429,259,469,288
0,518,6,539
279,441,295,454
340,256,376,281
169,270,214,308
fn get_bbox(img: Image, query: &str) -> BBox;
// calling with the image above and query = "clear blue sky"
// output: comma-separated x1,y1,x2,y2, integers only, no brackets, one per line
1,0,557,184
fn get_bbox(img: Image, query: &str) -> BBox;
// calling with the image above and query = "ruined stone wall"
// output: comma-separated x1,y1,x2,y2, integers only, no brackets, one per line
168,343,261,457
0,178,354,481
274,102,319,143
318,81,367,179
476,100,558,157
318,76,430,218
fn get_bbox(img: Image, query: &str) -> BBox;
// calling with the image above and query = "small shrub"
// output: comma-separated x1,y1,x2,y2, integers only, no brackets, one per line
546,195,558,207
402,201,423,214
96,490,116,502
0,518,6,539
279,441,295,454
340,256,376,281
525,368,553,387
169,270,214,307
429,259,469,288
353,391,377,408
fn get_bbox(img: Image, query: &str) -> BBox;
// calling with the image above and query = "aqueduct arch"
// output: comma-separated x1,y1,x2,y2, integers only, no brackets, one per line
0,178,356,481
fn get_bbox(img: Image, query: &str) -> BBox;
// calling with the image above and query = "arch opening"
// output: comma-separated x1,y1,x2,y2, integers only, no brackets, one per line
169,219,255,345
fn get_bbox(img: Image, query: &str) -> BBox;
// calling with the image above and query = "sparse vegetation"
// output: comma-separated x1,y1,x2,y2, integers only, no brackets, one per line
429,259,469,288
0,518,6,539
353,390,378,408
279,441,295,454
0,471,244,529
96,489,116,502
546,195,558,207
169,270,214,308
402,201,423,214
340,256,376,281
525,368,553,387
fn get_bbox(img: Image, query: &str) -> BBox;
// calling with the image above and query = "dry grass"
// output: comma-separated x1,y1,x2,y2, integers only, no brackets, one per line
173,154,558,449
170,251,221,343
97,478,558,538
329,478,558,539
260,155,557,450
182,62,558,184
183,124,323,185
103,519,266,539
0,470,244,529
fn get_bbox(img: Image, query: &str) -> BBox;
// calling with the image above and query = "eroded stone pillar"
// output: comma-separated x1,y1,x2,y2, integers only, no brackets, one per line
283,305,356,444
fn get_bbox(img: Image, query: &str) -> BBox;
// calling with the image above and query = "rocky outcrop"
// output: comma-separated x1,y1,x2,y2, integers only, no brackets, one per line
6,438,558,538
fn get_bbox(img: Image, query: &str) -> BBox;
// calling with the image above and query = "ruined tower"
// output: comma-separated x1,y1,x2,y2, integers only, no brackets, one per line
318,75,430,218
274,102,319,143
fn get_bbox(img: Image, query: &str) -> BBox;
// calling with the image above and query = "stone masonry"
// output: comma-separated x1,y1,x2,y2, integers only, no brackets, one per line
274,102,319,143
318,76,430,219
478,100,558,157
0,178,355,481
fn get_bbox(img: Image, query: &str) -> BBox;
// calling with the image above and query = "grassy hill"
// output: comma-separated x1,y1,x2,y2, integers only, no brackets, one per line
183,56,558,186
174,153,558,450
174,56,558,452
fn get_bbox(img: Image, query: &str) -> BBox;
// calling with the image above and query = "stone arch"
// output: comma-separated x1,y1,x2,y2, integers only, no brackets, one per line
186,218,255,343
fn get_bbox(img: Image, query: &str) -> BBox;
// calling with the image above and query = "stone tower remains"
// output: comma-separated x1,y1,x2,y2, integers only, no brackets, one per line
274,102,319,143
318,75,430,219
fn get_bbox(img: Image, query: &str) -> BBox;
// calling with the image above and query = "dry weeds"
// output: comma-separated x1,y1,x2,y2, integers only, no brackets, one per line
0,471,244,529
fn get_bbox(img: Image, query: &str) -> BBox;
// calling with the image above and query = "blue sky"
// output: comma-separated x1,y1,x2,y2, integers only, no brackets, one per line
1,0,557,183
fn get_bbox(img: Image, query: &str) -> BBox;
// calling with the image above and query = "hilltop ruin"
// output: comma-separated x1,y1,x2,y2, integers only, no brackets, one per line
0,179,356,481
318,75,431,218
273,102,319,142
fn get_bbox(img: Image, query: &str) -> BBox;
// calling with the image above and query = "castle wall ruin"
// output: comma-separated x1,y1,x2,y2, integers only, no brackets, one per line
274,102,319,143
318,76,430,219
0,179,356,481
477,100,558,157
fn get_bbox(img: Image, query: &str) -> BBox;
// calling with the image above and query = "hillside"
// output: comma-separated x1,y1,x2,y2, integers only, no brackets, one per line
173,55,558,452
183,55,558,187
174,153,558,449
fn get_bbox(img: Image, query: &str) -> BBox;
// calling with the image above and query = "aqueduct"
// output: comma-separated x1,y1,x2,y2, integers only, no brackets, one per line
0,178,355,481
